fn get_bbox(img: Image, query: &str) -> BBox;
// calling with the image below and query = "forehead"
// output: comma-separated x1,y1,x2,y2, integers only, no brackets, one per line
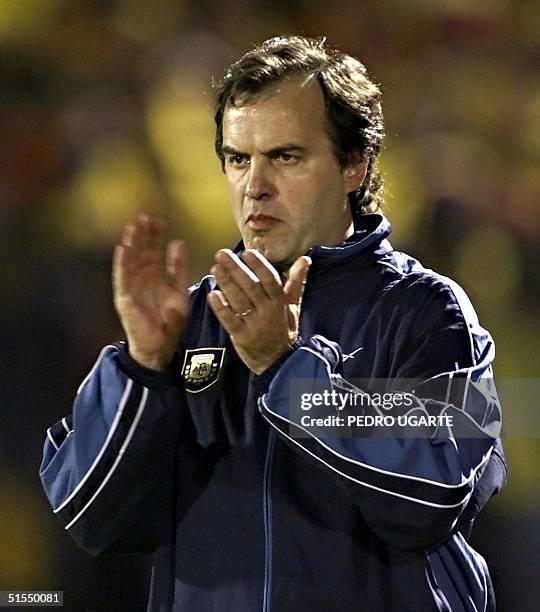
222,75,329,148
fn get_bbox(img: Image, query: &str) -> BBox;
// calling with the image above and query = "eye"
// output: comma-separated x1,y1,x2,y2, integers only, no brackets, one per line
227,154,249,167
275,152,298,164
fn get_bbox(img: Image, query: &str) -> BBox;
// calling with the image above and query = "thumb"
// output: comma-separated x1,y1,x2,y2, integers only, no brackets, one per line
284,256,311,305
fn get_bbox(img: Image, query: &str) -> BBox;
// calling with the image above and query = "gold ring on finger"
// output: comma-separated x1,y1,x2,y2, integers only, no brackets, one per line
235,308,253,317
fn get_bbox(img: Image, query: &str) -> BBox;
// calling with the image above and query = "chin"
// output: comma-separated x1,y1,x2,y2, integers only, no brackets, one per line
244,236,297,270
265,252,296,272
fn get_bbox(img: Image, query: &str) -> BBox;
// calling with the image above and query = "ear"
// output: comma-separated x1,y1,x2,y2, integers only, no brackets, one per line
343,158,369,194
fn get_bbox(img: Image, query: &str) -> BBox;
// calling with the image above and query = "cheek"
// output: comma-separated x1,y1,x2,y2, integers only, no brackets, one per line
286,181,322,218
226,179,243,220
284,174,316,206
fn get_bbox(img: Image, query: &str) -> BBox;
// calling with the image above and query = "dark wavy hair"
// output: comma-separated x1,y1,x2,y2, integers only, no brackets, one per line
213,35,385,213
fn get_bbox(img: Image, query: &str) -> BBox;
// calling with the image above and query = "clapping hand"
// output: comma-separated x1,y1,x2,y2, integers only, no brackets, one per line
208,249,311,374
113,215,190,371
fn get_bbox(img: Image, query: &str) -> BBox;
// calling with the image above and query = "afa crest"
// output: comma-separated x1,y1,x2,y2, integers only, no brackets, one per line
181,347,225,393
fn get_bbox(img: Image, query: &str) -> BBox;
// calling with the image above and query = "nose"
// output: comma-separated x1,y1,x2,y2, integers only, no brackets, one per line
245,158,276,201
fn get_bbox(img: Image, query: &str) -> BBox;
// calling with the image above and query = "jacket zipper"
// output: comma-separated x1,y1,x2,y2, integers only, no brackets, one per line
262,429,276,612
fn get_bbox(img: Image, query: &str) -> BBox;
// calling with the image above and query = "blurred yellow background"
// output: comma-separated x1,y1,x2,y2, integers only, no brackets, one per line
0,1,538,610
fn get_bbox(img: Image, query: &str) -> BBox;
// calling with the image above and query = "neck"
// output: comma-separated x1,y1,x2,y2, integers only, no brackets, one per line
280,220,355,277
344,219,355,240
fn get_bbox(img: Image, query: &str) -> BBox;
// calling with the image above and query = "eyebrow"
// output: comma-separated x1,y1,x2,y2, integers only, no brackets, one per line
222,144,307,157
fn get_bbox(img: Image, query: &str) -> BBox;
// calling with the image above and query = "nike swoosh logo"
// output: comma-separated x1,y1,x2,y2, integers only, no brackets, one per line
342,347,364,362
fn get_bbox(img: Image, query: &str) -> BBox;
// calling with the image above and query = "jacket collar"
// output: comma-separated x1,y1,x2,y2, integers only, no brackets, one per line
308,212,392,263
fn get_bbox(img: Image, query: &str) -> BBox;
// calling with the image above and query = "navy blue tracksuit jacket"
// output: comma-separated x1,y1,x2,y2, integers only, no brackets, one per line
40,213,506,611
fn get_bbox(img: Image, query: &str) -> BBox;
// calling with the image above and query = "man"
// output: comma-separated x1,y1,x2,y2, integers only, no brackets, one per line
40,36,506,611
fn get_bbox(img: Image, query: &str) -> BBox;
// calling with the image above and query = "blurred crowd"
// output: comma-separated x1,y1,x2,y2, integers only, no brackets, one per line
1,1,539,610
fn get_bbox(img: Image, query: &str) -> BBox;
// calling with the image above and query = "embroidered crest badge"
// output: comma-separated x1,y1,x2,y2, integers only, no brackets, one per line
181,347,225,393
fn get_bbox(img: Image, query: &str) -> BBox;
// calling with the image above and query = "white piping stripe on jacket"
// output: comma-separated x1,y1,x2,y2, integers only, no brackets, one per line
54,378,134,513
76,345,117,396
462,369,472,411
64,387,148,529
188,274,215,296
61,417,71,434
65,387,149,530
47,429,59,451
259,396,485,509
275,346,494,489
445,372,454,405
311,334,340,365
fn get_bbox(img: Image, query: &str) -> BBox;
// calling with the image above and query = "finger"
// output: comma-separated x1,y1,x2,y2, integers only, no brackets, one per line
284,256,311,305
215,249,269,306
121,222,137,248
129,216,150,250
112,243,134,296
212,263,254,314
135,214,166,264
121,215,165,266
240,250,283,299
135,214,150,249
141,214,166,251
215,249,266,296
167,239,189,292
207,290,245,335
215,249,259,281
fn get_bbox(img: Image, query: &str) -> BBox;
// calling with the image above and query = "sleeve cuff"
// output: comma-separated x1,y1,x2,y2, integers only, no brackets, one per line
249,337,304,394
115,343,182,391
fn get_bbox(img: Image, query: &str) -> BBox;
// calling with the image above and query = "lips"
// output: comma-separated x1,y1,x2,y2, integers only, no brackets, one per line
246,214,281,231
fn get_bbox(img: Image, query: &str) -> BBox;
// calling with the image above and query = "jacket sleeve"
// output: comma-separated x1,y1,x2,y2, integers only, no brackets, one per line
39,343,189,557
257,276,505,551
454,437,506,539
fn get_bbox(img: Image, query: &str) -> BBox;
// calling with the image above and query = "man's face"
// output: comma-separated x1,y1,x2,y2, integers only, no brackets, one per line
222,75,365,269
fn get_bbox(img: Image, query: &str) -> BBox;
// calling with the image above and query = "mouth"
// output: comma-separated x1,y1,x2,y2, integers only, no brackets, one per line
245,214,282,231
